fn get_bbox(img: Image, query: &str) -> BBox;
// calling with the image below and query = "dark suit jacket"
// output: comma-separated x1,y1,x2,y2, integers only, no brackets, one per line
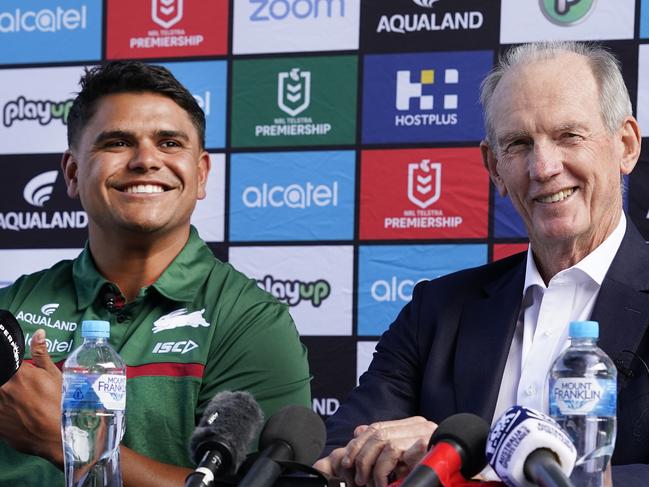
326,219,649,484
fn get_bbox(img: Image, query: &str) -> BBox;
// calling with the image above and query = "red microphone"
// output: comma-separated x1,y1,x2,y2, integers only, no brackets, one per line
399,413,490,487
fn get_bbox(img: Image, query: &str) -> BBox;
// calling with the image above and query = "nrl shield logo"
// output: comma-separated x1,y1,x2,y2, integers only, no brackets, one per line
407,159,441,209
151,0,184,29
277,68,311,117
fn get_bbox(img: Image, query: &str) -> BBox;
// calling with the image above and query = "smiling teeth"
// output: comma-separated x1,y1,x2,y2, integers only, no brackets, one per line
538,188,575,203
125,184,164,194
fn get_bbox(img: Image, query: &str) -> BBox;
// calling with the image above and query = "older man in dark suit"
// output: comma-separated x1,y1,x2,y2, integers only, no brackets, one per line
316,41,648,486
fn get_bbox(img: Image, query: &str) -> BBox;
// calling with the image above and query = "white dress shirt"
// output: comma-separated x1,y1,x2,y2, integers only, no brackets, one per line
479,214,626,481
492,213,627,422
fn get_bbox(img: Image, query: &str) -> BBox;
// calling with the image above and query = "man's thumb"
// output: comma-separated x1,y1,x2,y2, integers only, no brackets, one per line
30,329,58,373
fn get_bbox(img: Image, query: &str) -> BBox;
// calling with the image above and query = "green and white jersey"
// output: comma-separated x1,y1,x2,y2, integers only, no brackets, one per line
0,227,311,486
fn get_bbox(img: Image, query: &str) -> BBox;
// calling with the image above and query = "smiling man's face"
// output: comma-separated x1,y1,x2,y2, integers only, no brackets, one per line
63,91,209,239
483,52,636,256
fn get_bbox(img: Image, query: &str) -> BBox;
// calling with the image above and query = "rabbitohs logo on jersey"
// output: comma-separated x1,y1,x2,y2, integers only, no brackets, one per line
152,308,210,333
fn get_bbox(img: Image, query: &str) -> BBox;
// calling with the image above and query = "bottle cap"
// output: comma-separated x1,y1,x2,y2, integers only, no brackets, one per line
569,320,599,339
81,320,110,339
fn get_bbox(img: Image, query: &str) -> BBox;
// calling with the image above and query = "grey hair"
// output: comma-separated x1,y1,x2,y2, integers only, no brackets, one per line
480,41,632,146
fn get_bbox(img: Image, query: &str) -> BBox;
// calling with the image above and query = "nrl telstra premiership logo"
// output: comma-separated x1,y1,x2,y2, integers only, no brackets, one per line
277,68,311,117
151,0,183,29
407,159,441,209
540,0,596,26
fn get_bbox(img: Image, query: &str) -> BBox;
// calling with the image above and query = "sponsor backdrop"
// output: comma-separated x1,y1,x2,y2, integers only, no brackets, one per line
1,0,648,421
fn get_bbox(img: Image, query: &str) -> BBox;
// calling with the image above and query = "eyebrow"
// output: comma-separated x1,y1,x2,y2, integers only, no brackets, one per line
497,130,529,148
93,129,191,146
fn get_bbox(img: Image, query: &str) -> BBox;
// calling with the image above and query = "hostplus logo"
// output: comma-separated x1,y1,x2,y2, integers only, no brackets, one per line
255,67,331,138
394,68,458,127
377,0,483,34
3,96,74,128
0,5,87,33
540,0,595,26
249,0,345,21
242,181,338,209
0,171,88,232
257,275,331,307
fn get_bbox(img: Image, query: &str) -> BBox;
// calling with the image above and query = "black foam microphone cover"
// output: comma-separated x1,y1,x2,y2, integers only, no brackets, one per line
0,310,24,387
189,390,264,472
259,404,327,465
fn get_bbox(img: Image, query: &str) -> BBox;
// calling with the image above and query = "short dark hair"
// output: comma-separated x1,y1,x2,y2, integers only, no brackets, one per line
67,61,206,149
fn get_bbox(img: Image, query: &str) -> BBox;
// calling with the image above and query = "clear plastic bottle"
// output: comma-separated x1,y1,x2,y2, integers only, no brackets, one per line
61,320,127,487
549,320,617,487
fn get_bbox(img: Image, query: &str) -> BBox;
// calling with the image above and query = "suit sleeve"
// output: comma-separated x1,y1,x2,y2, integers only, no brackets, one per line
324,281,430,453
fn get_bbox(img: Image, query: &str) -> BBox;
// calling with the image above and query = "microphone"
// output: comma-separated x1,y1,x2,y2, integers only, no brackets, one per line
237,404,327,487
185,391,264,487
400,413,490,487
0,310,24,387
485,406,576,487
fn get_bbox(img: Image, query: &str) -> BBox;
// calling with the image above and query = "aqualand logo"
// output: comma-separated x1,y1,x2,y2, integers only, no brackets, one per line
539,0,596,26
394,68,458,127
257,275,331,307
0,170,87,232
151,0,183,29
249,0,345,21
23,171,58,208
377,0,483,34
0,5,87,33
278,68,310,116
3,96,74,128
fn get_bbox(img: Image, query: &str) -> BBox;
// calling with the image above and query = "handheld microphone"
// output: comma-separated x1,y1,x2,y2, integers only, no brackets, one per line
0,310,24,387
400,413,490,487
185,391,264,487
237,404,327,487
485,406,576,487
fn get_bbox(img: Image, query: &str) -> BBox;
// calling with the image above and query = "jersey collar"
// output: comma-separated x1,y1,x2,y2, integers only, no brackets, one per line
73,226,215,309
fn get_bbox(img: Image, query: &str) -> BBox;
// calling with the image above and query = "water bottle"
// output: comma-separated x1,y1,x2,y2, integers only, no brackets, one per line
61,320,127,487
549,320,617,487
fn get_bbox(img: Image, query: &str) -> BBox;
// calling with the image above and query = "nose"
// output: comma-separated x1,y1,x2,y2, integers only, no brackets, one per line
128,141,161,172
529,139,562,181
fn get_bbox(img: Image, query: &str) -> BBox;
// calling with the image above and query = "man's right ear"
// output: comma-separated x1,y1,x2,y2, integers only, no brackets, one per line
61,151,79,199
479,140,507,198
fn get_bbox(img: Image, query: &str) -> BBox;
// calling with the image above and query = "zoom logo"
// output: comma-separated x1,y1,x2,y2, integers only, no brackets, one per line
257,275,331,307
250,0,345,21
23,171,58,207
3,96,73,128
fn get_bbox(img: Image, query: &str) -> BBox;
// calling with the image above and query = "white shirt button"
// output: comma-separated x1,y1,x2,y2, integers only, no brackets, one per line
525,385,536,396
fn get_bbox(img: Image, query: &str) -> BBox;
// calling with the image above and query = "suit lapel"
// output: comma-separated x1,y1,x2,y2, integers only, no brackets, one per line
592,220,649,384
455,255,526,418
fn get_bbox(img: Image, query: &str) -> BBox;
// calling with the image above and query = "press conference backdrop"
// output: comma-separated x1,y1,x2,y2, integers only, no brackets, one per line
1,0,649,419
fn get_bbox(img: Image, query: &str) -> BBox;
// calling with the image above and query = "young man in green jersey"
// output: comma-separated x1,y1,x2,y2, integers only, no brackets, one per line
0,62,311,487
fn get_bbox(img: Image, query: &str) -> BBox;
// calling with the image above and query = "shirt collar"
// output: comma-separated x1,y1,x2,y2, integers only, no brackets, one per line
523,212,627,294
73,226,215,308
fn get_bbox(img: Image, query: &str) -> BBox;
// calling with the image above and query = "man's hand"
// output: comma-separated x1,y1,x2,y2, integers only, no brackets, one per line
0,329,64,466
314,416,437,487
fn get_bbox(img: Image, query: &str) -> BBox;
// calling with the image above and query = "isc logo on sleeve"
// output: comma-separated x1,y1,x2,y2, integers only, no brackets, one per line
152,340,199,355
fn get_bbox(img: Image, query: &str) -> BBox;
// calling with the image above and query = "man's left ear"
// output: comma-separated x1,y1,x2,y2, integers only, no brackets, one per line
619,116,641,175
197,151,211,200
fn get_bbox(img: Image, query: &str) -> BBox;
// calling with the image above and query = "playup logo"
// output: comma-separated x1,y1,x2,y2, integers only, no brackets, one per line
539,0,595,25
